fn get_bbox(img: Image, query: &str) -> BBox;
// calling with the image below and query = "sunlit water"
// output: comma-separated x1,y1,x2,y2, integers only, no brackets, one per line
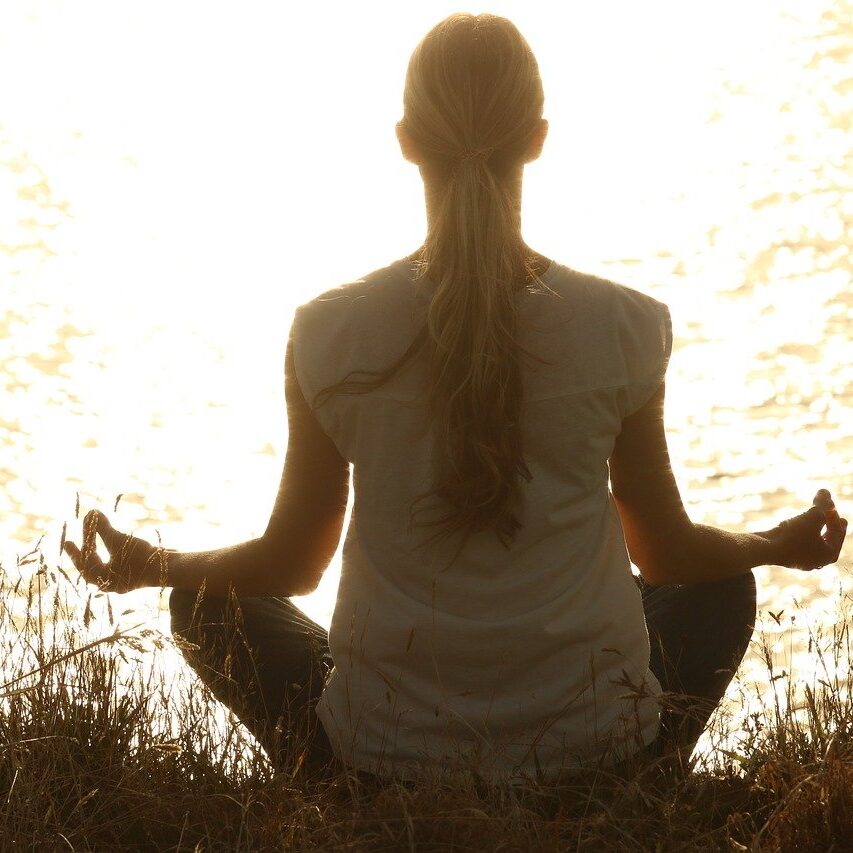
1,1,851,763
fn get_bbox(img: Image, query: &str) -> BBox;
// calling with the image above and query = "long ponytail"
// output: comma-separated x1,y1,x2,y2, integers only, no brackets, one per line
314,13,551,550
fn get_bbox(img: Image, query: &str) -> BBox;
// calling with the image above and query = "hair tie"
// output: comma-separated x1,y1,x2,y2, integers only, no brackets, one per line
457,146,496,165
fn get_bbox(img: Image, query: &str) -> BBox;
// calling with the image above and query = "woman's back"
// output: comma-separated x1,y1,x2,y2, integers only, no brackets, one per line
291,254,671,782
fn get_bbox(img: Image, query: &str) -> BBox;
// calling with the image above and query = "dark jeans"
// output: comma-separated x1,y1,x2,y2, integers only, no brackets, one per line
168,588,337,778
633,570,757,774
169,570,756,780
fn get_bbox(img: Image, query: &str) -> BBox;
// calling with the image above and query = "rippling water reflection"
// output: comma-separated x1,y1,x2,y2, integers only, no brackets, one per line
1,1,851,761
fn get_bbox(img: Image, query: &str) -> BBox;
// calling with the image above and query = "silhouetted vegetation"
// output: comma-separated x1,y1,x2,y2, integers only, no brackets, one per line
1,546,852,851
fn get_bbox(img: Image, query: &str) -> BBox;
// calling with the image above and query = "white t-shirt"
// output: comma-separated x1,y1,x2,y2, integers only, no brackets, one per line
291,256,672,784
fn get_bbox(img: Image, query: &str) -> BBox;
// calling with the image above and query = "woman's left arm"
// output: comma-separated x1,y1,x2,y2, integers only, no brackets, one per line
65,337,350,596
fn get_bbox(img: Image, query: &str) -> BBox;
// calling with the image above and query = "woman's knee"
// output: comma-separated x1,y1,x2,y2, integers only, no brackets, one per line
734,568,756,597
168,587,222,635
169,588,195,634
713,571,757,676
731,569,757,626
706,571,757,645
701,570,756,621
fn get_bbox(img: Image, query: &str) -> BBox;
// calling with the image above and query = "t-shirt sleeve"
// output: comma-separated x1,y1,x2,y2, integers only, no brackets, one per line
288,295,354,462
621,298,673,418
289,288,352,413
289,303,318,412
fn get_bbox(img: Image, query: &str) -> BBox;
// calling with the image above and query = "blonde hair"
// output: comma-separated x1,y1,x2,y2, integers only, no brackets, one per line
315,13,552,550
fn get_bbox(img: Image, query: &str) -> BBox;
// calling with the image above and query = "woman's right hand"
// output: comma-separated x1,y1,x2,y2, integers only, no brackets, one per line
761,491,848,572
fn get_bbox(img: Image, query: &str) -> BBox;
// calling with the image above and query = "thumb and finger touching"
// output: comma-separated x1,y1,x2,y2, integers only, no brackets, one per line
807,495,847,564
811,490,848,560
64,509,134,588
64,539,109,586
84,509,124,553
64,509,167,593
824,516,848,560
775,494,847,569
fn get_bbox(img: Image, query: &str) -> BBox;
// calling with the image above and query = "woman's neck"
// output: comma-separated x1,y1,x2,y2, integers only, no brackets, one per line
415,166,550,280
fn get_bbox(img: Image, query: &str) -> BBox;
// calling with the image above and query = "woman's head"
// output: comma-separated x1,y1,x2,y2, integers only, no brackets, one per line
397,13,547,182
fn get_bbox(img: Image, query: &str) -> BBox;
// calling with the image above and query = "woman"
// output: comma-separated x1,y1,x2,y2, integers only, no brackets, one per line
65,13,847,785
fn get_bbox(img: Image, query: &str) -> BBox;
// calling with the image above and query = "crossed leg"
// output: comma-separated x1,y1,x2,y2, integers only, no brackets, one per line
638,570,757,771
168,588,337,777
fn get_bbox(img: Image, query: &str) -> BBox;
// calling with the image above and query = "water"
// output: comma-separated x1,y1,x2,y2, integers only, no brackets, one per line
1,0,851,757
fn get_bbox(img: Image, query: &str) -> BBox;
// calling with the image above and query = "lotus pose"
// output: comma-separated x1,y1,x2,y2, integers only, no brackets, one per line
65,13,847,784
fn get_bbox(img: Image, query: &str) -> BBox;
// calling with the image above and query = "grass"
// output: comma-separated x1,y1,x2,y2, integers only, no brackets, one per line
1,543,852,851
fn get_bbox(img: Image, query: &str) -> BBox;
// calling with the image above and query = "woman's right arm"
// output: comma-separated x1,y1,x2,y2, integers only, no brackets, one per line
609,381,848,586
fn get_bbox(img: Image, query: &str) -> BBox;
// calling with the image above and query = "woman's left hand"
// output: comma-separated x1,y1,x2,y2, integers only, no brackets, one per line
63,509,168,592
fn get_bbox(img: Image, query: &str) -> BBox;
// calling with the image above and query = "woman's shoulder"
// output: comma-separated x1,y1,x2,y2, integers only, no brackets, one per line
295,258,412,316
545,266,669,348
550,264,668,313
291,258,422,353
542,264,671,361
